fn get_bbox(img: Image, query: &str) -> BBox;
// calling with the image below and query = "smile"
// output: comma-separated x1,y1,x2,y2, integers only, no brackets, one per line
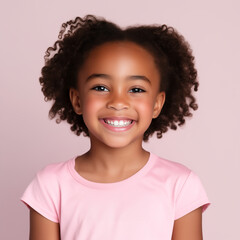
104,119,133,127
99,118,135,132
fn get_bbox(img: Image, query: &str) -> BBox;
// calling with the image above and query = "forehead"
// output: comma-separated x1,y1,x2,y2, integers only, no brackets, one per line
80,41,159,76
86,41,154,60
76,41,161,92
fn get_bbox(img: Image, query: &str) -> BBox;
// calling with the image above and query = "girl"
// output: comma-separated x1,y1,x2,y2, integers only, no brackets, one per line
21,14,210,240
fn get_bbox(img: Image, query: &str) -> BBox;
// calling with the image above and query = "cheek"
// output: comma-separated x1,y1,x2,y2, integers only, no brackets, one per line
135,98,155,119
81,95,104,117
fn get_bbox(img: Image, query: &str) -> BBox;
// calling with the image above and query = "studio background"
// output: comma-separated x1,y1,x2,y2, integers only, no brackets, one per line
1,0,239,239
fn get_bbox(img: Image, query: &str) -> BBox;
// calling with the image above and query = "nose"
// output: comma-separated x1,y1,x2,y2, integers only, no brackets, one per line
106,92,130,111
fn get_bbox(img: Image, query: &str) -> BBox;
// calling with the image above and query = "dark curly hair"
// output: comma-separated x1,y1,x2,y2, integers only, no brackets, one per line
40,14,199,142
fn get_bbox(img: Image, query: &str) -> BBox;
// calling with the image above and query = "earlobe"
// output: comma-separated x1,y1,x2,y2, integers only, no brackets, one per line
152,92,165,119
69,88,82,115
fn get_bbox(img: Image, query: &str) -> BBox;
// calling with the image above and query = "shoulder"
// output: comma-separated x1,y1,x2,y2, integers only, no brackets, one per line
20,157,75,222
150,152,205,199
36,158,73,181
151,152,191,179
30,157,75,193
150,153,210,219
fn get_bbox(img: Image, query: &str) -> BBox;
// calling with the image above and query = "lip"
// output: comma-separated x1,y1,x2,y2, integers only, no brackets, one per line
99,118,135,132
101,117,134,121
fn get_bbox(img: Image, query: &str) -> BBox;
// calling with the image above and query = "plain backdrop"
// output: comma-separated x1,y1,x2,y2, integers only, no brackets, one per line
1,0,239,239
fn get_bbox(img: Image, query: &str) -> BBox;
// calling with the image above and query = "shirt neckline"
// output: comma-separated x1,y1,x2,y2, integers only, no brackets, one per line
68,152,155,189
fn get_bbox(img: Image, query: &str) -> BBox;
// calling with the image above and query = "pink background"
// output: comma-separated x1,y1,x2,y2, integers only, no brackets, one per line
1,0,239,239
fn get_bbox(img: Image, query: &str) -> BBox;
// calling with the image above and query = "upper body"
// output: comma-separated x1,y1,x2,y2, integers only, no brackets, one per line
21,152,210,240
21,15,210,239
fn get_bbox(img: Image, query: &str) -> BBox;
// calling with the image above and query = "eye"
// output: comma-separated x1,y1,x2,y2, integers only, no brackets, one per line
129,88,146,93
91,85,109,92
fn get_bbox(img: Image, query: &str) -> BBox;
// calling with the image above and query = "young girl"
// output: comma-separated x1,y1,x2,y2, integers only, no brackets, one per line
21,14,210,240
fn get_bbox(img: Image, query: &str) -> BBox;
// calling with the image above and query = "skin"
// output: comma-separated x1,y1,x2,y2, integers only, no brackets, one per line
70,41,165,180
29,41,203,239
30,208,60,240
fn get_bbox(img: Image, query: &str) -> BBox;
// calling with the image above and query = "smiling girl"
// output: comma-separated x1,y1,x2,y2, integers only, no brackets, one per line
21,15,210,240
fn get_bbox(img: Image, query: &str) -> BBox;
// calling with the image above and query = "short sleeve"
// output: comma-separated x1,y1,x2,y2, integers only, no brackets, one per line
20,167,60,223
174,170,211,220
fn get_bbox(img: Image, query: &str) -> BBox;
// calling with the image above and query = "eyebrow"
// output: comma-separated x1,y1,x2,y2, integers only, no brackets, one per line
85,73,151,84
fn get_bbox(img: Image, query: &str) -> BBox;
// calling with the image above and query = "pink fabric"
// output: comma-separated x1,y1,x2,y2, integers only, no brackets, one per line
20,152,210,239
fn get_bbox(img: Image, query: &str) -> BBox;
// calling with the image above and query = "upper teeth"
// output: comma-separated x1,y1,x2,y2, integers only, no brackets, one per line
104,119,132,127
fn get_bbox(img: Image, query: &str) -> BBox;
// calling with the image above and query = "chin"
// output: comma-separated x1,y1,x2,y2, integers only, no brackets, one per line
100,135,142,149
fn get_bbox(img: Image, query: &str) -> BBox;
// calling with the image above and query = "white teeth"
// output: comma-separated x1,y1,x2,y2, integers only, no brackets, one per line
104,119,133,127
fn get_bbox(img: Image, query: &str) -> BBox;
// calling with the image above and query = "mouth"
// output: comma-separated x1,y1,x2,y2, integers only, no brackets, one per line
99,117,135,132
103,119,134,128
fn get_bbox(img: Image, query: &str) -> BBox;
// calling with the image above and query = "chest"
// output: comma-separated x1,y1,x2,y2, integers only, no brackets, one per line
59,183,175,239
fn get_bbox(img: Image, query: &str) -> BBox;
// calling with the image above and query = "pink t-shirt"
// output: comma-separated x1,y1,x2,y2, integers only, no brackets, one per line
21,152,210,239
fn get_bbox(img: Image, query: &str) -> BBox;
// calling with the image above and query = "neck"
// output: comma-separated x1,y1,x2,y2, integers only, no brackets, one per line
84,135,149,175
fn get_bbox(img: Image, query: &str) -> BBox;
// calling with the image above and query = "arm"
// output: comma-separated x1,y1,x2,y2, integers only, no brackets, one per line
171,207,203,240
29,207,60,240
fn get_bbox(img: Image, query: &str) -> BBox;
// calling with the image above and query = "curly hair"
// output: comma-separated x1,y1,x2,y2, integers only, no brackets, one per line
40,14,199,142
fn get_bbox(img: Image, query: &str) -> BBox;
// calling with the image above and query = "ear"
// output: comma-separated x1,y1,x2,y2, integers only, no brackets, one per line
69,88,82,115
152,91,165,119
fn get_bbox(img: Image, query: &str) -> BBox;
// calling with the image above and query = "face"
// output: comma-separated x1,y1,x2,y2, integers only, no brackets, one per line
69,41,165,149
